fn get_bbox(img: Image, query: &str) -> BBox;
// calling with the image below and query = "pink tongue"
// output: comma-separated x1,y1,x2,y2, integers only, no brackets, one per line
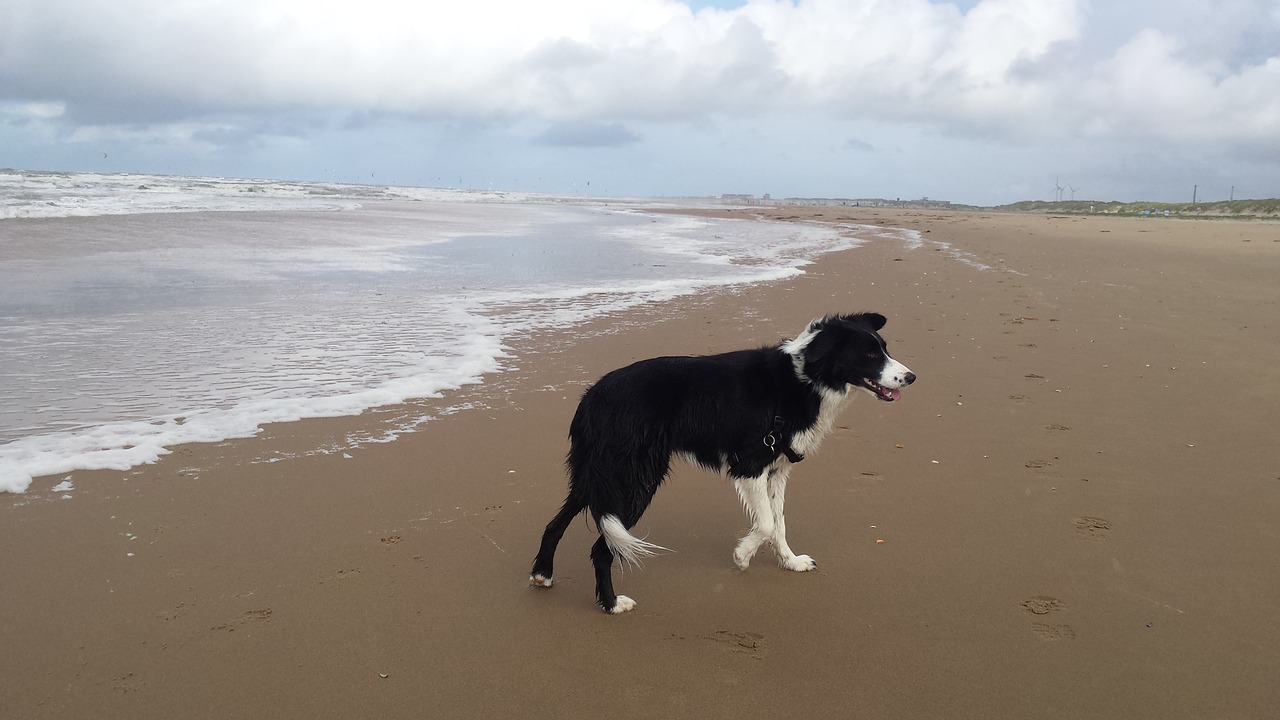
888,388,902,401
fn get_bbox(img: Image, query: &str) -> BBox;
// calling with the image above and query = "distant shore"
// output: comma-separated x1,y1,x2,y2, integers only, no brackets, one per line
712,194,1280,219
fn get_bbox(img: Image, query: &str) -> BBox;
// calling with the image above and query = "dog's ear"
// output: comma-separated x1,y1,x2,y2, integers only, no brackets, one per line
846,312,887,331
800,322,841,385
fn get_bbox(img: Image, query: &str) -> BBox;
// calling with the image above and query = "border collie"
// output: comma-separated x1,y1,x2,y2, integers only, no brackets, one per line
529,313,915,614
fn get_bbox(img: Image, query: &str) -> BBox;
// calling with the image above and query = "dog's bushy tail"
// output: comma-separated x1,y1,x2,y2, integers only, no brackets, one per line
599,514,669,570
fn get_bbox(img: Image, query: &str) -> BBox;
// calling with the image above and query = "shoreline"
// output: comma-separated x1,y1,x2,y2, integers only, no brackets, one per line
4,208,1278,719
0,199,858,494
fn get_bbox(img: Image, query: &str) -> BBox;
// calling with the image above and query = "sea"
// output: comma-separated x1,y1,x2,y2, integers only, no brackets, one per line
0,170,906,494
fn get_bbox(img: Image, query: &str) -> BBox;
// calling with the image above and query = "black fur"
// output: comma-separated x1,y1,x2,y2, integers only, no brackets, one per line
530,312,914,613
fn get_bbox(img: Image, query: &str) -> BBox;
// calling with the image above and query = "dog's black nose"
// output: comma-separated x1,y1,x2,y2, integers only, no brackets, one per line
903,371,916,385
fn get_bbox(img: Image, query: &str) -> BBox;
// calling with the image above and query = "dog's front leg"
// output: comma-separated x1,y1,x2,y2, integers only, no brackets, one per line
767,466,816,572
732,471,775,570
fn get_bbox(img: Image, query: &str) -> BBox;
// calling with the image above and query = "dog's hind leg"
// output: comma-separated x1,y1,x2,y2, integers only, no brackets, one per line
766,466,816,572
591,536,636,614
732,470,777,570
530,497,584,588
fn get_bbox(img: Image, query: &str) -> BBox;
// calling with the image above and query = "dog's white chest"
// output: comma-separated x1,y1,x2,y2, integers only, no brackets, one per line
790,389,854,456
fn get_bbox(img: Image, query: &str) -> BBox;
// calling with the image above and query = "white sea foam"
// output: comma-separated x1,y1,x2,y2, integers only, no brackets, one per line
0,169,595,220
0,342,502,493
0,171,884,494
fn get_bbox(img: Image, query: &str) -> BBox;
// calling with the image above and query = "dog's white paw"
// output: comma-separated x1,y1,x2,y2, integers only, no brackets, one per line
530,574,553,588
732,547,754,570
782,554,817,572
607,595,637,614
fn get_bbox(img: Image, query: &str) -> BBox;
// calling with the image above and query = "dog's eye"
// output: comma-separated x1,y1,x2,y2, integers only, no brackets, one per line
866,351,878,359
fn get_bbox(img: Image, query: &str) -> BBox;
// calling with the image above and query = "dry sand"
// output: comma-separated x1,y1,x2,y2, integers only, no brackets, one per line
3,208,1278,719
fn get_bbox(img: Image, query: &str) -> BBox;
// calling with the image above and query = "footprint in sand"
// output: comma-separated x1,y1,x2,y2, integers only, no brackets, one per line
380,535,402,545
697,630,767,659
329,568,362,582
1074,517,1111,541
210,608,273,632
1045,424,1071,432
1031,623,1077,641
1022,597,1075,641
1021,596,1064,615
1025,460,1054,470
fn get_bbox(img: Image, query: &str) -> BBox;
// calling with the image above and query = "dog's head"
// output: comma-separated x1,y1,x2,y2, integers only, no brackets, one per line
786,313,916,401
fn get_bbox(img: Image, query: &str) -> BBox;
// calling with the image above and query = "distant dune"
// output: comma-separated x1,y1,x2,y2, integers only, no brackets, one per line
992,198,1280,218
763,195,1279,218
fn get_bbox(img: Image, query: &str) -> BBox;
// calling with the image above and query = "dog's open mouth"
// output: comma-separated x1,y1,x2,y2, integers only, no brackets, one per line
859,379,902,402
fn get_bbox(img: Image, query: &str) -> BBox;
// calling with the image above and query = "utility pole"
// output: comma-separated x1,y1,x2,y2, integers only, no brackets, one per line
1193,185,1197,204
1231,185,1235,201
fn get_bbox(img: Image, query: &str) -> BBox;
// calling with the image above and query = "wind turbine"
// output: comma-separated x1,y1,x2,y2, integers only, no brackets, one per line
1068,185,1077,201
1053,177,1064,202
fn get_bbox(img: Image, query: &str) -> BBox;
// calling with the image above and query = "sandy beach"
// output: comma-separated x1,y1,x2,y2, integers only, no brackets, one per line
3,208,1278,719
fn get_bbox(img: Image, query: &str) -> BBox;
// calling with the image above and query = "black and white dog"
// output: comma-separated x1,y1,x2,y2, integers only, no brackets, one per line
529,313,915,614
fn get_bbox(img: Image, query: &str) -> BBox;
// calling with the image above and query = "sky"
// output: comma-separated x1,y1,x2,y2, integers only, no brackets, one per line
2,0,1278,205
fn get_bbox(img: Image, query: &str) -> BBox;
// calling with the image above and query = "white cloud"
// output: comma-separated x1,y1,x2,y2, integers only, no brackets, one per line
1096,29,1280,143
3,0,1274,134
1,0,1277,201
0,101,66,120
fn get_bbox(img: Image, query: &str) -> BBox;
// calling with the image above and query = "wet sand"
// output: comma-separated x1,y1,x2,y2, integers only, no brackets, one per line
3,208,1279,719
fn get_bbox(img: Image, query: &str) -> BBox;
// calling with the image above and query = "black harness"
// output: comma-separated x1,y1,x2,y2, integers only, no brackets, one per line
764,414,806,464
729,414,805,477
